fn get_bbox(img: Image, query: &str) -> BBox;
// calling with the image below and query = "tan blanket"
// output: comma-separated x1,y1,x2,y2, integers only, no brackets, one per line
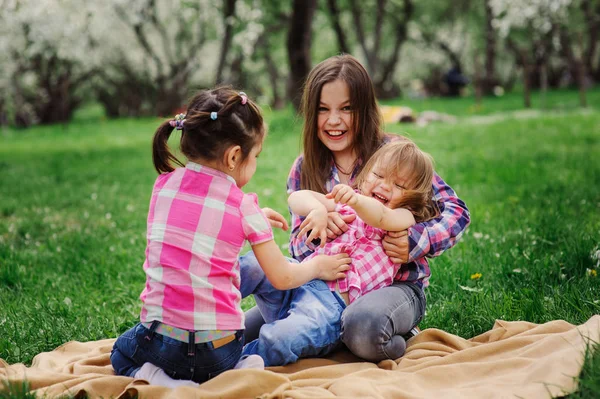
2,316,599,398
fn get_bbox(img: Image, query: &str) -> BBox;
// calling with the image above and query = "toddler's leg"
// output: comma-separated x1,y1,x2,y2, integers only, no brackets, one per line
242,280,344,366
340,282,425,362
239,250,295,323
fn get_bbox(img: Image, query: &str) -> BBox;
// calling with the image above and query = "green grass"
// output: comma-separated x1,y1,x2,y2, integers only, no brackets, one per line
1,88,599,396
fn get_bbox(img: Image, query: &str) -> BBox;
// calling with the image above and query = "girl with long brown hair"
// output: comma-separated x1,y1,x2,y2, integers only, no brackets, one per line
243,54,470,362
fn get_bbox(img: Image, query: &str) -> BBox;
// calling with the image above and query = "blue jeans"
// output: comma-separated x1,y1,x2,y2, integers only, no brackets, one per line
240,251,426,362
110,322,244,383
241,279,346,366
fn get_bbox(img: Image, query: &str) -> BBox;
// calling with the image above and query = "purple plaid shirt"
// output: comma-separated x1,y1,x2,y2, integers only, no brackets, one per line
286,136,471,288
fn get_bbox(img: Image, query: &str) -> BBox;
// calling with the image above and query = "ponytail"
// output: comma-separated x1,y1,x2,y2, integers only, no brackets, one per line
152,120,184,174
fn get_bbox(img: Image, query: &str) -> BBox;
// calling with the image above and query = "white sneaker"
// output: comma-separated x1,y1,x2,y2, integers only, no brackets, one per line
404,326,421,341
135,362,199,388
234,355,264,370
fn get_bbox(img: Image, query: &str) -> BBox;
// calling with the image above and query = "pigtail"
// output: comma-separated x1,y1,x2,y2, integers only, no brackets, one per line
152,120,184,174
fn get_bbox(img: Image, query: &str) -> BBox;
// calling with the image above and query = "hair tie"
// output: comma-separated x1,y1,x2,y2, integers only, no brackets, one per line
210,112,218,120
239,91,248,105
169,113,186,130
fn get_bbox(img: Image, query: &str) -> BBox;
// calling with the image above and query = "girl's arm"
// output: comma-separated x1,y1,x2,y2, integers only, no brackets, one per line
242,191,350,290
288,190,336,247
287,156,317,261
328,184,416,231
251,240,350,290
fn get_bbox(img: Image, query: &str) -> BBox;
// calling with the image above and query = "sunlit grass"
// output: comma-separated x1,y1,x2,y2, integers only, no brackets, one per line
0,88,599,396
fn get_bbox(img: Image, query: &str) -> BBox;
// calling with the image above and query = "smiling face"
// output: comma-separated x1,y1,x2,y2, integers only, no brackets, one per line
360,157,410,209
316,79,355,159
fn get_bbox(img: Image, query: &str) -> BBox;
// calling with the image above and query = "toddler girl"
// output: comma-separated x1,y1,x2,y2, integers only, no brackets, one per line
243,140,439,366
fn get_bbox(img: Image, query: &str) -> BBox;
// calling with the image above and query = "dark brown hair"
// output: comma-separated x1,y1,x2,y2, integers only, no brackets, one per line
354,139,440,223
300,54,384,193
152,87,264,174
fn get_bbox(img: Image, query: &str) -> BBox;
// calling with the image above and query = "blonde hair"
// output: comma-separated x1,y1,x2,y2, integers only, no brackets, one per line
354,139,440,222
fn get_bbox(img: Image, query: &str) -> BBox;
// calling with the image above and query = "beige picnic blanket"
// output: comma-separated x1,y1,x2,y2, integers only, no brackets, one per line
2,316,599,398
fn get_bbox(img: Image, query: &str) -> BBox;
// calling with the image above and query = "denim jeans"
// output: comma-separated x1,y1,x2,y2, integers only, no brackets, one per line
241,279,346,366
239,250,426,363
340,281,426,362
239,250,294,324
110,322,244,383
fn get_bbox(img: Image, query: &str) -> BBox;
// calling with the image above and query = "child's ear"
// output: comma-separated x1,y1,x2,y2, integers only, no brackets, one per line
224,145,242,171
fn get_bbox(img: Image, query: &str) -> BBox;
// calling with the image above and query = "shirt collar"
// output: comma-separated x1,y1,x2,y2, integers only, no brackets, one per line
186,162,237,185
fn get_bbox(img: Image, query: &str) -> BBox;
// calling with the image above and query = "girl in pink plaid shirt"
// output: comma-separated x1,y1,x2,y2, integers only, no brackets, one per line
110,87,350,387
242,140,439,366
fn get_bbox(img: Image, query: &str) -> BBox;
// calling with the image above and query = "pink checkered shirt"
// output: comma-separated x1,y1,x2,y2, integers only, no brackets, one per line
139,162,273,331
304,203,401,304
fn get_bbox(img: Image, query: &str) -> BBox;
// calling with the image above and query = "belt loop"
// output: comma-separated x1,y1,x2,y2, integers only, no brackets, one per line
188,331,195,356
145,320,159,341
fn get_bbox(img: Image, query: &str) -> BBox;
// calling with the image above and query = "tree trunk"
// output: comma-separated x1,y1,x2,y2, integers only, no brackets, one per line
581,0,599,82
215,0,237,84
473,53,483,107
373,0,414,98
560,27,588,107
540,62,548,109
483,0,499,94
522,63,532,109
507,39,531,108
325,0,350,54
286,0,317,110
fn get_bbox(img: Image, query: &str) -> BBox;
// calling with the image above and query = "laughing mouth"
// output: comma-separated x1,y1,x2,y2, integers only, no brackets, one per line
326,130,347,137
372,193,388,204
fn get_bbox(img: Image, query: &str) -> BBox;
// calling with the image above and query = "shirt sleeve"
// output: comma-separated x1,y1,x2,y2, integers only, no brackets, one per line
241,193,274,246
406,172,471,262
286,155,319,261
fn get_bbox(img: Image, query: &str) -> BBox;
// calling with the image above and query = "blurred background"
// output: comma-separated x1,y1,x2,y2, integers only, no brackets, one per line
0,0,597,128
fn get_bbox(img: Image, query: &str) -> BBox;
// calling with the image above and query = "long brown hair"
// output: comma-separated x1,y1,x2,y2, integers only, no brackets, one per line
300,54,384,193
354,140,440,223
152,87,264,174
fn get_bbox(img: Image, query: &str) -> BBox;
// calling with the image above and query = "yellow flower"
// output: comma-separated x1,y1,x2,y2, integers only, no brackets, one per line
587,269,597,277
470,273,482,280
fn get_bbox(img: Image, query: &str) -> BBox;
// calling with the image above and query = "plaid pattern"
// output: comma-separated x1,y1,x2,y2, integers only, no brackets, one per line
287,135,470,288
140,162,273,331
305,204,401,303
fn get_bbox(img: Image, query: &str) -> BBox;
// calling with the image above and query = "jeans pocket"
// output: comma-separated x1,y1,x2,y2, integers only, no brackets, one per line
205,336,243,380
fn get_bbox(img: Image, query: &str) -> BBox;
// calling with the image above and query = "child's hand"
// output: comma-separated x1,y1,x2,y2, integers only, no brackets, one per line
327,184,358,206
262,207,289,231
299,208,328,247
312,253,351,281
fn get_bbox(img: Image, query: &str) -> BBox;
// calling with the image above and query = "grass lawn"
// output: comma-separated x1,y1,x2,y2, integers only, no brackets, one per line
1,88,599,396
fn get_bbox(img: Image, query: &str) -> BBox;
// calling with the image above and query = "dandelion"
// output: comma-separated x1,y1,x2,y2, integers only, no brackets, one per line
587,269,597,277
105,213,112,220
63,297,72,306
495,253,500,258
470,272,482,280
